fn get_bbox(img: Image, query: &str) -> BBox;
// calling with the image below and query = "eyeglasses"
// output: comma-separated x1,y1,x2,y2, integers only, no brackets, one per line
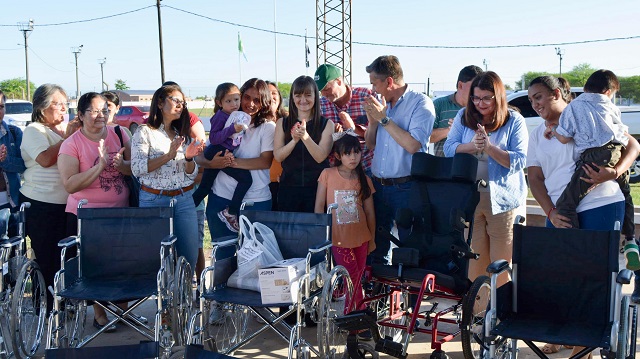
167,96,186,107
470,95,495,105
50,101,67,109
84,109,110,117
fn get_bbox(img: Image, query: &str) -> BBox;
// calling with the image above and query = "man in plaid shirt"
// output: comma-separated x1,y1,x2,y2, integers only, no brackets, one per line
314,64,374,175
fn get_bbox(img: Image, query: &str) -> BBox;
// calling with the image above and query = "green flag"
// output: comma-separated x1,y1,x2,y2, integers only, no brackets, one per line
238,32,248,62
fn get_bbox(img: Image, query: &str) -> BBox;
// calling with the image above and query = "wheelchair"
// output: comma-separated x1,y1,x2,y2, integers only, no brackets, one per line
464,222,638,359
0,203,47,359
186,205,354,359
329,152,484,359
45,200,193,358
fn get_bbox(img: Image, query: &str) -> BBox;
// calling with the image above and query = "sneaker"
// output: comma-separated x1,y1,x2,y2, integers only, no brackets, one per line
624,241,640,271
217,207,239,233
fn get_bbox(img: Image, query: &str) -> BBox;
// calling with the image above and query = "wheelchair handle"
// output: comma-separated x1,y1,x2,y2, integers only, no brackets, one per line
19,202,31,211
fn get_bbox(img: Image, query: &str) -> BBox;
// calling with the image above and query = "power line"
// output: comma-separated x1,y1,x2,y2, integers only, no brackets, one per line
0,6,154,27
27,46,73,72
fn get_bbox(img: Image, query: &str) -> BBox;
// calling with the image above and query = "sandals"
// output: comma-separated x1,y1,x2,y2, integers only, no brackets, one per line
541,344,574,354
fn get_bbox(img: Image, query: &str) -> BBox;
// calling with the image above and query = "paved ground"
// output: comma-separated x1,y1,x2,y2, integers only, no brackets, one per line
32,255,638,359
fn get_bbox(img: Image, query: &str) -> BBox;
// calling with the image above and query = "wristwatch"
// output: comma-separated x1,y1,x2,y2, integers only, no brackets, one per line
380,116,391,127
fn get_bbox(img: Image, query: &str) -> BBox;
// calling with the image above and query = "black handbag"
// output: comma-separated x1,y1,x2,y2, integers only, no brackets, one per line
114,126,139,207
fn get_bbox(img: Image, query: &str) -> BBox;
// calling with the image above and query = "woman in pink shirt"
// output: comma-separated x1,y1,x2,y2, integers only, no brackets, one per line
58,92,132,332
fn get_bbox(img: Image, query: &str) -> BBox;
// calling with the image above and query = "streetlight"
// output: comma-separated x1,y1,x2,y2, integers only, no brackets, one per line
17,19,34,101
98,58,107,91
482,59,490,71
156,0,165,84
555,47,565,76
71,45,83,99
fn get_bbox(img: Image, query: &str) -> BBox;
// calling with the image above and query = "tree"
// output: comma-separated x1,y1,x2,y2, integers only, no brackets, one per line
115,79,129,91
618,76,640,104
276,83,292,99
0,78,36,100
562,63,597,88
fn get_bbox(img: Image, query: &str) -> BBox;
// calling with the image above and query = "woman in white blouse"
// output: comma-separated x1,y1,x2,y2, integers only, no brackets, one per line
131,84,203,268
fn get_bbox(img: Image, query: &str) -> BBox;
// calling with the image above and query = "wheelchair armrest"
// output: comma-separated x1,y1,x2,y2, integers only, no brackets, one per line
212,236,239,249
309,240,332,253
58,236,79,247
487,259,510,274
161,234,177,246
616,269,633,285
1,235,23,249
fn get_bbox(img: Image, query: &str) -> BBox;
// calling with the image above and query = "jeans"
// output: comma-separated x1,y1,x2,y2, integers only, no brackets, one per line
546,200,625,231
139,188,199,269
370,180,417,265
206,192,271,241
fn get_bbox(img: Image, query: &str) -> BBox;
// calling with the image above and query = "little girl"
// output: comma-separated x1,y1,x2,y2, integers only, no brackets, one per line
314,130,376,312
192,82,252,232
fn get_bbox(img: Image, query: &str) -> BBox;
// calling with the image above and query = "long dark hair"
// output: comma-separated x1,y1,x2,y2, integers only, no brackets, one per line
333,134,371,201
147,84,191,139
529,76,572,104
239,78,272,128
283,75,323,143
463,71,509,133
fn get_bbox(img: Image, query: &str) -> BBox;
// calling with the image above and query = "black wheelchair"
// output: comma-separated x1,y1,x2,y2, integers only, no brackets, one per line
45,200,193,358
329,152,484,359
186,206,354,359
464,222,638,359
0,203,47,359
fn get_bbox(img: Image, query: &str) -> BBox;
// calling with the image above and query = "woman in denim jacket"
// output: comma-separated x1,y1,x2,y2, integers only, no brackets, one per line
444,71,528,287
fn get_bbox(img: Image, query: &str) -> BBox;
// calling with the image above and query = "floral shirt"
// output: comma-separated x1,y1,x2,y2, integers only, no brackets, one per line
131,124,197,190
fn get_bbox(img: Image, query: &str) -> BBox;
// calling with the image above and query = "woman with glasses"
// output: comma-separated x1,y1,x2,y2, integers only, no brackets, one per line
20,84,81,311
444,71,528,286
131,84,203,269
58,92,132,332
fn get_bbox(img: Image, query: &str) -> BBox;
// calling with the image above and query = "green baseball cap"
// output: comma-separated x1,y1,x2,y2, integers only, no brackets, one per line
314,64,341,91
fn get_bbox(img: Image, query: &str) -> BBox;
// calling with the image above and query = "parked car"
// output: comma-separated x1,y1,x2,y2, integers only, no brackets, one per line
507,88,640,182
3,99,33,130
113,105,150,134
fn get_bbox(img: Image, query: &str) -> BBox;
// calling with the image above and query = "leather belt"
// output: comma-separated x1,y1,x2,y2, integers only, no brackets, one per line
372,176,413,186
141,184,194,197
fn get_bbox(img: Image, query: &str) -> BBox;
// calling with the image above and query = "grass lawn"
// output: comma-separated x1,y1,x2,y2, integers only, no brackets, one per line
527,182,640,206
190,107,214,118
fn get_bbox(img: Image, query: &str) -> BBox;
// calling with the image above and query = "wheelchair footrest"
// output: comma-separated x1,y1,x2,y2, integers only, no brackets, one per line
333,309,382,342
375,337,407,359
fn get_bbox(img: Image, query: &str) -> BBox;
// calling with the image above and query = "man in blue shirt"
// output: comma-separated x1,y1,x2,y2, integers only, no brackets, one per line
363,55,435,264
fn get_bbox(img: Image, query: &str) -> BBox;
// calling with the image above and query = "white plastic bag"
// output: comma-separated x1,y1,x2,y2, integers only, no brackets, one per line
227,215,283,292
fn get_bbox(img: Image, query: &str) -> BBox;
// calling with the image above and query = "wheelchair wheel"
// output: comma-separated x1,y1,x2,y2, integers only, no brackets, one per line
59,299,87,348
616,295,632,359
317,265,354,359
171,257,193,347
369,283,408,343
10,259,47,359
461,276,490,359
203,302,249,354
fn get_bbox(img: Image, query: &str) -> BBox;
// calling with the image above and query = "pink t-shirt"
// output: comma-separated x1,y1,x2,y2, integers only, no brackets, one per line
59,127,130,215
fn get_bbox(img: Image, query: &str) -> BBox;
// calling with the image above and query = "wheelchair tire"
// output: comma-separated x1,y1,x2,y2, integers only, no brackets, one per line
171,257,193,347
54,298,87,348
461,276,490,359
10,259,47,359
317,265,354,359
203,302,249,354
616,295,631,359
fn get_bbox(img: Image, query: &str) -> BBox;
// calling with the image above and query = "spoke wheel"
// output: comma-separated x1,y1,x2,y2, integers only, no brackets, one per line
369,283,408,343
203,302,249,354
318,266,354,359
56,299,87,348
171,257,193,346
461,276,490,359
10,260,47,359
616,295,630,359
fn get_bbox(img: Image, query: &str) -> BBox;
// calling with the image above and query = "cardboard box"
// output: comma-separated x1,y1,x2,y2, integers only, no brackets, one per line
258,258,307,304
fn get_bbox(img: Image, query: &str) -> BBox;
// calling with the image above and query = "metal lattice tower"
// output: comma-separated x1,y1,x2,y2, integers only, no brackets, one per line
316,0,352,86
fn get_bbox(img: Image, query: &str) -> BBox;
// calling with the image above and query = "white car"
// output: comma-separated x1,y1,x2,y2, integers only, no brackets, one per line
3,99,32,130
507,89,640,182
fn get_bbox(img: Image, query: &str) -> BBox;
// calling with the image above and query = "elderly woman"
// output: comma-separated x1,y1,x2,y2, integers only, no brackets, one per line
131,84,203,269
20,84,80,310
526,75,640,358
58,92,131,332
444,71,528,287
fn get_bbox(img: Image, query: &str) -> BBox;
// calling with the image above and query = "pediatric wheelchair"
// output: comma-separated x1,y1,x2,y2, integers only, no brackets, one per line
464,222,638,359
329,152,484,359
45,200,193,358
186,206,354,359
0,203,47,359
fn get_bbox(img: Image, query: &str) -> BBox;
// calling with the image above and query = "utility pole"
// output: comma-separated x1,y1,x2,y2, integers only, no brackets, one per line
555,47,565,76
482,58,490,71
71,45,83,99
18,19,34,101
98,58,107,92
156,0,165,84
273,0,278,84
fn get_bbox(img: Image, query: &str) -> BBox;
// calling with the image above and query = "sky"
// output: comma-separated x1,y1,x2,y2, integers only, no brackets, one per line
1,0,639,99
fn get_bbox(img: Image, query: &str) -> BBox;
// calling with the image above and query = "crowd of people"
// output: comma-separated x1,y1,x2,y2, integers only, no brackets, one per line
0,55,638,351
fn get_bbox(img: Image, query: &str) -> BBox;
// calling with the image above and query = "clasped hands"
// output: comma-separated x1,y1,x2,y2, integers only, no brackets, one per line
473,124,491,152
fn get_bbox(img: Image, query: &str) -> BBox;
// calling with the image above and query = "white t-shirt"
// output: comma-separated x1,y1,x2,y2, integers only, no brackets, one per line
527,123,623,212
211,120,275,202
